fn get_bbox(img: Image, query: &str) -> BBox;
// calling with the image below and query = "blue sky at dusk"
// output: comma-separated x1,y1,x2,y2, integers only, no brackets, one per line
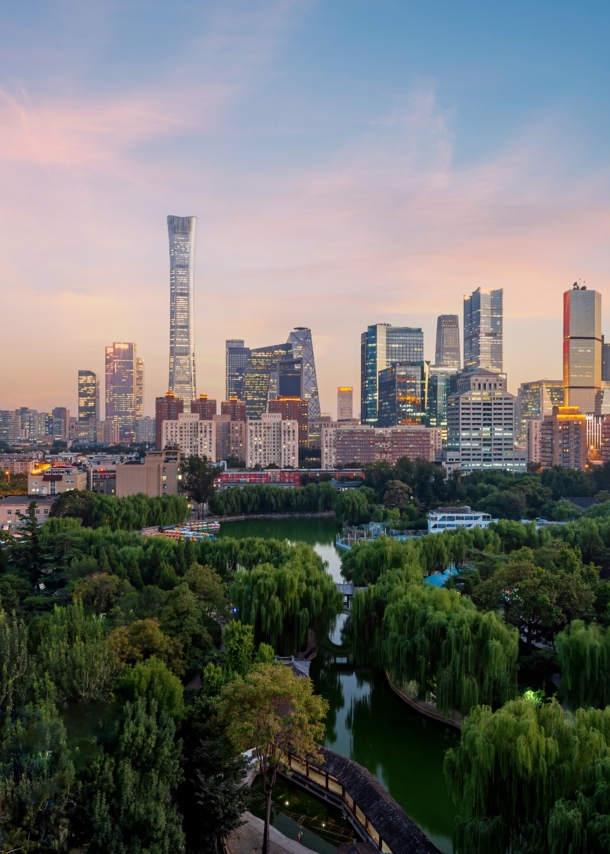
1,1,609,415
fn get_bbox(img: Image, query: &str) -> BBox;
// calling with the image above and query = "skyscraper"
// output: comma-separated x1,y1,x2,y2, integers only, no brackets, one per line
287,328,321,418
105,342,138,443
78,371,99,422
378,363,428,427
136,358,144,419
463,288,503,372
337,387,353,421
243,343,293,420
226,340,250,400
360,324,424,426
516,379,564,444
434,315,461,368
563,284,602,414
603,335,610,383
278,356,304,398
168,215,197,400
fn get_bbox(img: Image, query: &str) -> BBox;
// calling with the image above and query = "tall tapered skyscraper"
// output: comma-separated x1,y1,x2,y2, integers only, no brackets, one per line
168,215,197,400
105,343,138,443
563,284,602,414
288,327,321,418
434,315,461,369
463,288,503,372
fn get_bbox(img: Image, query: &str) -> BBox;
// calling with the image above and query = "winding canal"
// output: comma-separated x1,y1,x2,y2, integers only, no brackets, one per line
219,518,458,854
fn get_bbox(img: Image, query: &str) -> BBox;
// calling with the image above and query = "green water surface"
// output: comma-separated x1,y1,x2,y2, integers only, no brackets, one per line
219,518,458,854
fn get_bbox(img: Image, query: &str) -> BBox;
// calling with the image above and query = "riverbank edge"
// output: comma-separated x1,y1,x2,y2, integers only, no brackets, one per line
214,511,337,523
385,671,462,730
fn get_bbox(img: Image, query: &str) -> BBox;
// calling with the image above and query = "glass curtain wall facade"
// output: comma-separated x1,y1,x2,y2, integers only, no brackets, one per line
243,343,293,420
78,370,99,422
361,324,424,425
564,285,602,414
378,362,428,427
226,339,250,400
278,357,304,398
463,288,503,372
287,328,321,418
434,315,461,368
105,342,138,443
427,367,458,440
167,215,197,400
516,379,564,444
337,387,353,421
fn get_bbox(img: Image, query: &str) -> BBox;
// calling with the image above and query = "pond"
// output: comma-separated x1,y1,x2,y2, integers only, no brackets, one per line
220,518,458,854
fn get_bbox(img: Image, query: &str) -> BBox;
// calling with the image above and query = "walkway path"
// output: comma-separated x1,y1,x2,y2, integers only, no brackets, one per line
226,811,317,854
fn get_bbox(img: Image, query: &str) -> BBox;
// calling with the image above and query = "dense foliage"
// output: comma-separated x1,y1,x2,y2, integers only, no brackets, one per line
49,489,189,530
209,481,336,516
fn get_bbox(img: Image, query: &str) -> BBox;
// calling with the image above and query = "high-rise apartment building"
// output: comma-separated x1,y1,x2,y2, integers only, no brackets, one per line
287,328,321,418
221,398,246,422
361,324,424,426
168,215,197,400
136,358,144,419
268,397,309,446
105,343,138,443
563,284,602,414
191,395,217,420
246,413,298,469
78,371,99,422
155,391,184,450
463,288,503,372
377,363,428,427
321,423,441,469
162,413,216,461
447,369,524,473
226,340,250,400
243,343,293,420
434,315,461,369
52,408,70,443
539,406,587,470
135,417,155,445
337,387,353,421
516,380,564,445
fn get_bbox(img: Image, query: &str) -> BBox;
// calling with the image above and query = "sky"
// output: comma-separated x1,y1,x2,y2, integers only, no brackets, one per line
1,0,610,418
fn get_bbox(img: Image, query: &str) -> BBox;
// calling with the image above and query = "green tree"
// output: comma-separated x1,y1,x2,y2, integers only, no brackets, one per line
220,663,328,854
108,617,185,675
224,620,255,677
180,455,217,518
71,572,126,613
184,562,228,619
117,657,184,720
556,619,610,709
383,480,413,509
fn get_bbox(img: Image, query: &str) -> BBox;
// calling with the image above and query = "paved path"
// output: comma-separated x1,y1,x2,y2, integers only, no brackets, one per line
226,812,317,854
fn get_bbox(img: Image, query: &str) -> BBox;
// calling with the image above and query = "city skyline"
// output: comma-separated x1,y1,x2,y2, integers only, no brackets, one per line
2,3,610,416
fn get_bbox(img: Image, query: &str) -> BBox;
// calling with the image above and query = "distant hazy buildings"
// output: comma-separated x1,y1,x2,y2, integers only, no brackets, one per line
246,412,298,469
447,368,524,473
288,328,321,418
463,288,503,373
191,395,217,420
168,215,197,401
52,408,70,443
563,283,602,414
221,398,246,422
435,315,460,369
105,343,139,443
78,371,99,422
226,339,249,400
361,324,424,426
516,380,564,445
135,417,155,445
337,387,353,421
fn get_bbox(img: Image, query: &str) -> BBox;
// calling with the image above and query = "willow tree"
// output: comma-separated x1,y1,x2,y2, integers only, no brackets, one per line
341,536,423,587
444,700,610,854
384,585,518,715
556,620,610,709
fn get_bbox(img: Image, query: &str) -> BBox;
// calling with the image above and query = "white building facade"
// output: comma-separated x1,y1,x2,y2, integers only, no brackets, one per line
428,506,497,533
162,413,216,461
246,413,298,469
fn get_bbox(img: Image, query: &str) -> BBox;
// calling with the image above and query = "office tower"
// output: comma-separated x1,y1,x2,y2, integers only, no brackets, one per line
377,363,428,427
603,336,610,383
162,413,216,461
105,343,138,443
287,328,321,418
136,358,144,418
278,357,304,398
191,394,217,420
427,367,458,440
337,387,353,421
51,408,70,443
221,397,246,422
361,324,424,426
135,417,155,445
516,380,564,444
168,215,197,400
564,284,602,414
539,406,587,470
155,391,184,450
434,315,461,369
78,370,99,422
447,369,525,473
268,398,309,446
243,343,293,420
226,340,250,400
246,413,298,469
463,288,503,372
